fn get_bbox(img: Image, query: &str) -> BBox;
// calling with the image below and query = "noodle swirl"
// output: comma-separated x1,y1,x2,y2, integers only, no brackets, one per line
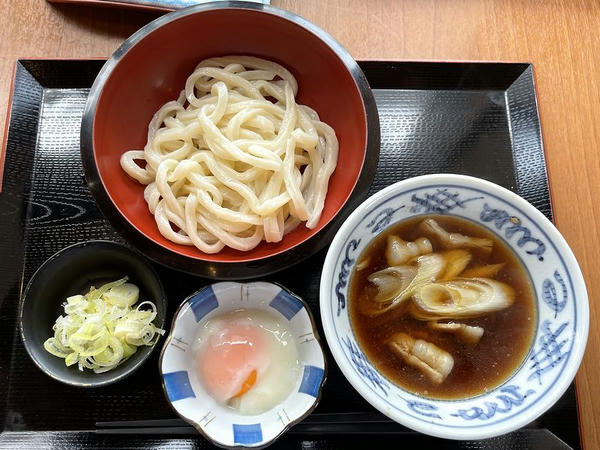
120,56,338,253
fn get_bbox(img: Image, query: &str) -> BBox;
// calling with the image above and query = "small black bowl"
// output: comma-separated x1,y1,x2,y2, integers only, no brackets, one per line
19,240,167,387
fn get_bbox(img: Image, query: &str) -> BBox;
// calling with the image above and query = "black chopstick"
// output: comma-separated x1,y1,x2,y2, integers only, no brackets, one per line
95,411,394,429
96,418,187,428
95,423,412,436
94,414,543,437
95,426,194,435
95,412,405,436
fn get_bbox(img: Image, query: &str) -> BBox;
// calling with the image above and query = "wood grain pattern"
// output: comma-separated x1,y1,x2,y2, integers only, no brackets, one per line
0,0,598,448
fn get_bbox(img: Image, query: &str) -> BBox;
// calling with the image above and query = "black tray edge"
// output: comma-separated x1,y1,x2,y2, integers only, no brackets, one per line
0,59,579,450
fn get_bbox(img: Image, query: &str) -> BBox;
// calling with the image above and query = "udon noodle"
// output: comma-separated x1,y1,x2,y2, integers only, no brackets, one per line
120,56,339,253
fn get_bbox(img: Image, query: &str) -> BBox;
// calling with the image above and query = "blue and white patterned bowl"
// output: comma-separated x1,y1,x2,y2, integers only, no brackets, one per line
160,282,326,448
320,174,588,440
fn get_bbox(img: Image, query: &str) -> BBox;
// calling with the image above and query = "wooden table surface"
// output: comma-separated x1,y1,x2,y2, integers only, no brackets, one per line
1,0,598,447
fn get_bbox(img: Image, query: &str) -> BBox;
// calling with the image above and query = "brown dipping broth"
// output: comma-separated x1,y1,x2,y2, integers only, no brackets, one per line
349,214,536,400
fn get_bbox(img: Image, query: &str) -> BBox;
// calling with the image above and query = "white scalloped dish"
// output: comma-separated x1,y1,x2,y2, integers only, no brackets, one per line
160,282,326,448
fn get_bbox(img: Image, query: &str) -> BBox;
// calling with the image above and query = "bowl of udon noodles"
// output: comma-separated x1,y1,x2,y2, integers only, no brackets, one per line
81,2,379,279
320,174,588,440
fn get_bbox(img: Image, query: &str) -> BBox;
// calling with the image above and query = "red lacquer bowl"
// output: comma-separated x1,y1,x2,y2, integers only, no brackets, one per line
81,2,379,279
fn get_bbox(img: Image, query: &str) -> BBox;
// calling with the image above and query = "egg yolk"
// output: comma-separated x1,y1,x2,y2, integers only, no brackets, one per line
198,322,269,403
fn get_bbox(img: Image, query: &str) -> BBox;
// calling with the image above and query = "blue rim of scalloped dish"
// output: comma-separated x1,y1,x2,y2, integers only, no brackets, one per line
158,282,327,449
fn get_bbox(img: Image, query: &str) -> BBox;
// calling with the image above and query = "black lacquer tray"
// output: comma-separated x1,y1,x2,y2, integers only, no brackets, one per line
0,60,581,449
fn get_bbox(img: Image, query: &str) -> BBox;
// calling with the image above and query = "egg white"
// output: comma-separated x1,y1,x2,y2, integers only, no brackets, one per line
194,308,301,415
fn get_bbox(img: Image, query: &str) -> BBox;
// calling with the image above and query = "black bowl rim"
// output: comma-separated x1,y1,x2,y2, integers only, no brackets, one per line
158,281,328,449
80,1,380,280
18,240,167,388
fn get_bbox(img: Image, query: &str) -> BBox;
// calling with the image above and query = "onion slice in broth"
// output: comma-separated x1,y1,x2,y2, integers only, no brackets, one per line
388,333,454,384
427,321,484,344
438,249,472,280
460,263,505,278
385,235,432,266
362,253,445,316
410,277,515,320
420,218,493,254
